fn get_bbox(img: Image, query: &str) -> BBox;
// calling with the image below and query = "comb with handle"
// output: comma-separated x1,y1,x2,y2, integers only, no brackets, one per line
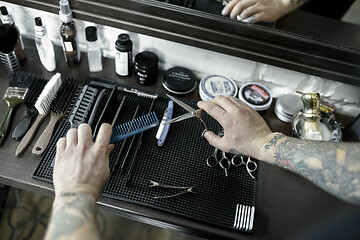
69,85,98,129
0,71,35,145
12,76,47,140
32,78,78,155
109,111,159,144
15,73,62,156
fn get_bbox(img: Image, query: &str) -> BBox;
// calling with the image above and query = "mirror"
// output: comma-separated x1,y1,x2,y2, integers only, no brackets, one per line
154,0,360,50
12,0,360,86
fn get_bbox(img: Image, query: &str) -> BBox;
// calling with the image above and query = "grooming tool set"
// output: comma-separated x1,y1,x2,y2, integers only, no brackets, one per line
33,76,257,233
32,78,78,155
15,73,62,156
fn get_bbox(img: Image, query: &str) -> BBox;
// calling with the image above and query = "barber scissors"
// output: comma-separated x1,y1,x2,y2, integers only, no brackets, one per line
207,147,232,177
231,155,257,179
163,94,207,136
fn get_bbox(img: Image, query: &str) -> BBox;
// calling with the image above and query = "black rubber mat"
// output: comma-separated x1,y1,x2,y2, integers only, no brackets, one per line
33,76,257,232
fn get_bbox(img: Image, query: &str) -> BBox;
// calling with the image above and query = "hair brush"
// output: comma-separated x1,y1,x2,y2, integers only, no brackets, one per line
15,73,62,156
11,75,47,140
0,71,35,145
32,78,78,155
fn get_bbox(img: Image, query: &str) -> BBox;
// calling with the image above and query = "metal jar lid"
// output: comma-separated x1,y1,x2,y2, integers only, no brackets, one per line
274,94,303,122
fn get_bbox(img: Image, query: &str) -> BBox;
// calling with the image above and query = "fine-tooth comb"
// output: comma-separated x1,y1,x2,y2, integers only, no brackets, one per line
109,112,159,144
32,78,78,155
15,73,62,156
0,71,34,145
69,85,98,129
12,76,47,140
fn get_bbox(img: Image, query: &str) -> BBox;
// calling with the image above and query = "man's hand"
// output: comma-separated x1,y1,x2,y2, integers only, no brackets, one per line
222,0,306,23
53,123,114,200
198,96,273,160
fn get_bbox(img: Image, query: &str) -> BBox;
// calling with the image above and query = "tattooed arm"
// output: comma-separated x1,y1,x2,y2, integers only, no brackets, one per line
222,0,311,23
44,123,113,240
198,96,360,205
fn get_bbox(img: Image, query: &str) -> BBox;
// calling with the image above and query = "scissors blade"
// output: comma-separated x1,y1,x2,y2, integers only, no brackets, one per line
166,94,196,113
163,112,194,125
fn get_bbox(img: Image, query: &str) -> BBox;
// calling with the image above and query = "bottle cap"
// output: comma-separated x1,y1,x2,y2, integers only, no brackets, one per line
135,51,158,71
0,6,14,24
238,82,272,111
162,67,197,95
85,26,98,42
35,17,42,26
0,6,8,15
115,34,132,51
199,75,238,101
59,0,73,23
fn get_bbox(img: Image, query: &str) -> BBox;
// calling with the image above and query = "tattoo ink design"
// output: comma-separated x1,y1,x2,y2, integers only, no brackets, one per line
229,149,242,155
274,139,360,205
48,194,95,239
264,133,286,151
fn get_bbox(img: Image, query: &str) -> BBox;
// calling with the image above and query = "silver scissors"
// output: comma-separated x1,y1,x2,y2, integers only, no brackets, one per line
207,148,232,177
164,94,207,136
231,155,257,179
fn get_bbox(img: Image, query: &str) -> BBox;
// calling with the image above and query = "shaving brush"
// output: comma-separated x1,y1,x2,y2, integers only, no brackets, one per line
0,24,20,71
300,93,322,139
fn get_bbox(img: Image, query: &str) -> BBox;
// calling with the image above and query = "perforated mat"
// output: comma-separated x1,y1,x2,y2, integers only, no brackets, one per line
33,76,257,232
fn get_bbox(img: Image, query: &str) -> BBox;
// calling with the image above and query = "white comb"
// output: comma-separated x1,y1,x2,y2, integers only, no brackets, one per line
15,73,62,157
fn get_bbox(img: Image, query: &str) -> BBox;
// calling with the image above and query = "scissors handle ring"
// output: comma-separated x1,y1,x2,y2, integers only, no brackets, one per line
231,155,245,167
206,155,219,168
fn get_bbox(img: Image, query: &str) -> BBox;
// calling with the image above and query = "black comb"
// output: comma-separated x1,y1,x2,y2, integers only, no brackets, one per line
69,85,98,129
32,78,79,155
12,75,47,140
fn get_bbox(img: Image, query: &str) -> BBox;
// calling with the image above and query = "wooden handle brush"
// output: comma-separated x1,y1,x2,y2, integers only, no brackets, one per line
15,73,62,156
32,78,78,155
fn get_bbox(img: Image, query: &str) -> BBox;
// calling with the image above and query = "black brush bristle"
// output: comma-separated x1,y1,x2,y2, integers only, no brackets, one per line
0,24,18,53
24,76,47,108
50,78,78,114
8,71,36,88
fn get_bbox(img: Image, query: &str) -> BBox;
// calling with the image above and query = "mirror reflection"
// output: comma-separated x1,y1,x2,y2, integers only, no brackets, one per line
155,0,360,49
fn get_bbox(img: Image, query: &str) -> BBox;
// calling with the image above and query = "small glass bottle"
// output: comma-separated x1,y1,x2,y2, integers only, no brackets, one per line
85,26,102,72
59,0,80,66
34,17,56,72
0,6,26,60
115,33,133,76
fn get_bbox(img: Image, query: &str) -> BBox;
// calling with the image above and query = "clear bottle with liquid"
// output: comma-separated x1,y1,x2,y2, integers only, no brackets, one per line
0,6,26,60
34,17,56,72
59,0,80,66
85,26,102,72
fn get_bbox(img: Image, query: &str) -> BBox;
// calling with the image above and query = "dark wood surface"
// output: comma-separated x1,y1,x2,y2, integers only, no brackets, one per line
0,39,357,240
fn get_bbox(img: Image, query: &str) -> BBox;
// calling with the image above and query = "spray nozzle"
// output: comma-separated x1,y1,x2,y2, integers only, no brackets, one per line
59,0,71,15
35,17,43,26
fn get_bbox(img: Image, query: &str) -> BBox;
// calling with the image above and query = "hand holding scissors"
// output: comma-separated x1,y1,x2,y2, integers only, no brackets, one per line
163,94,207,136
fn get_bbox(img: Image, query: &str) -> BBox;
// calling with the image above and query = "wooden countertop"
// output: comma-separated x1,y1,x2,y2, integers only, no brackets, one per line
0,38,357,240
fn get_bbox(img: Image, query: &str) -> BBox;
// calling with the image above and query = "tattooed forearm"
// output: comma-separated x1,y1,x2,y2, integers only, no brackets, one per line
264,133,286,151
274,139,360,205
44,193,101,240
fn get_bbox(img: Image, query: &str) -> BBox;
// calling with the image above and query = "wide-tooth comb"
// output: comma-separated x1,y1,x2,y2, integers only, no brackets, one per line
12,76,47,140
69,85,98,129
0,71,33,145
32,78,78,155
109,112,159,144
15,73,62,156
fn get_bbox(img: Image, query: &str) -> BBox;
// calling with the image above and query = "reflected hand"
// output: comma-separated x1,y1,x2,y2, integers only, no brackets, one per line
53,123,114,200
222,0,303,23
197,96,273,159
